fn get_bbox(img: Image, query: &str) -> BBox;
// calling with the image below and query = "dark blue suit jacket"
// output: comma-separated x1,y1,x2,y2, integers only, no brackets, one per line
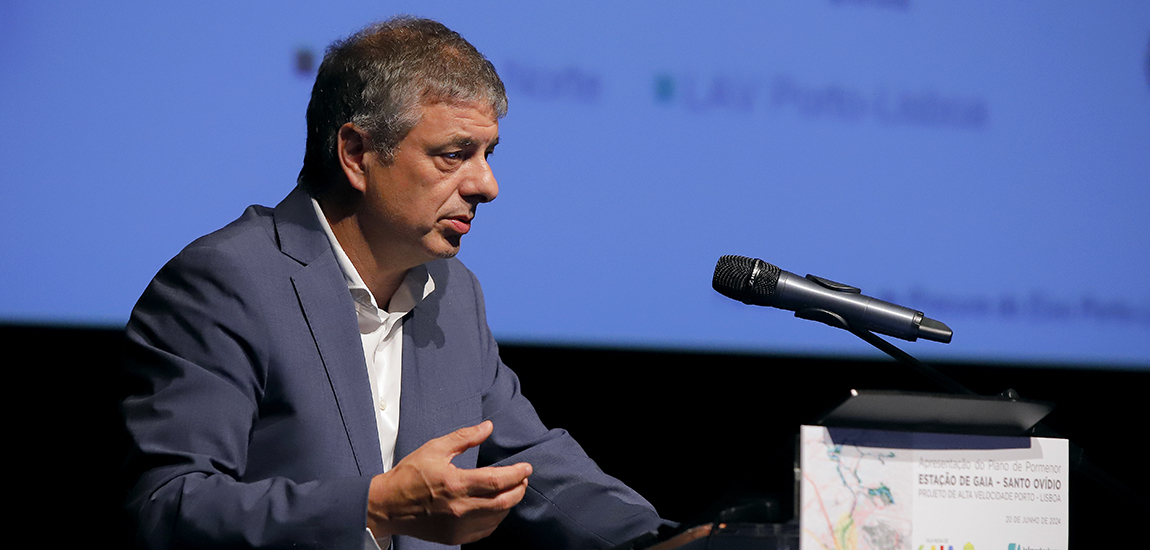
122,186,664,549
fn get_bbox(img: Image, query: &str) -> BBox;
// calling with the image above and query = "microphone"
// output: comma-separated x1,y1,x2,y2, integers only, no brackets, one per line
712,255,952,343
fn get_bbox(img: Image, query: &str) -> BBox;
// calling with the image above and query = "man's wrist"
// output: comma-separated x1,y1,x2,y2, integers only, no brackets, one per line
365,472,397,540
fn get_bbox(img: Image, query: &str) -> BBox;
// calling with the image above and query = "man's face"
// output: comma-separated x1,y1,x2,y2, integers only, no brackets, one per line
358,101,500,269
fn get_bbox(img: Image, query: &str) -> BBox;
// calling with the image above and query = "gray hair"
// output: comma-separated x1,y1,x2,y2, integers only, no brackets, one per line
299,17,508,195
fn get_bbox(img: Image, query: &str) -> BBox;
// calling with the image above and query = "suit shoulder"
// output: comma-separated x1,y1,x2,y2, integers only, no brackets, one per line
136,204,291,315
182,204,278,259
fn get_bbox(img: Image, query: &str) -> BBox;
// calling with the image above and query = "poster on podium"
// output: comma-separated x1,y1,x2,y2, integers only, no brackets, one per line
799,425,1068,550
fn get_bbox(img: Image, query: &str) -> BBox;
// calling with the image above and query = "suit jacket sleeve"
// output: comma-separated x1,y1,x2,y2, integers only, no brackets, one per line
394,260,668,550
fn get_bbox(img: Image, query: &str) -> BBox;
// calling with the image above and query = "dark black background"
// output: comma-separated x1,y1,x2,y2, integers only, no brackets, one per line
8,324,1143,548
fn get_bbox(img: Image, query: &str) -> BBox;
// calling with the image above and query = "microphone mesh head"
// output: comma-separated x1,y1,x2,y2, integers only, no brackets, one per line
712,255,781,304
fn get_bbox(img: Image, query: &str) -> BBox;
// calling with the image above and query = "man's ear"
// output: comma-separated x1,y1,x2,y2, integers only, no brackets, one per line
337,123,371,193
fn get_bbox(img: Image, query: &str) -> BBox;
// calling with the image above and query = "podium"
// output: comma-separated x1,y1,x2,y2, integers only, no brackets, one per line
615,391,1069,550
799,391,1068,549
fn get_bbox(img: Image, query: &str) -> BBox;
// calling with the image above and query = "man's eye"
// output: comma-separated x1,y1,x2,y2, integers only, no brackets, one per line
442,151,463,160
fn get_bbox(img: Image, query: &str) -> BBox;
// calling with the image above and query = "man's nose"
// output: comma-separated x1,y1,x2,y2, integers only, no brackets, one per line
462,157,498,204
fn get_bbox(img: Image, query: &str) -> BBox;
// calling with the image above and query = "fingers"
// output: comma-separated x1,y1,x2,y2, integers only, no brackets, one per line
450,475,528,518
432,420,494,459
398,421,532,499
367,465,529,544
367,421,534,546
487,476,529,509
458,462,532,497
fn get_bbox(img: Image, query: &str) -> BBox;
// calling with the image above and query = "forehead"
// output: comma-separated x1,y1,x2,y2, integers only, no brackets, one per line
408,100,499,142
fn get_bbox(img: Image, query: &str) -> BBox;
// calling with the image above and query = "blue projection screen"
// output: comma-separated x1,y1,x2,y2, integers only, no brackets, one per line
2,1,1148,367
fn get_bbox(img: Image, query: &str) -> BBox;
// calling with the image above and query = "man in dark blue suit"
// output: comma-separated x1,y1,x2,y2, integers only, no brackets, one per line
122,17,665,549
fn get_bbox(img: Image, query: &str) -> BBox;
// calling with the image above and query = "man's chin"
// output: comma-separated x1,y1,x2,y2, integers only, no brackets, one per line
419,234,461,262
430,241,461,260
437,235,462,258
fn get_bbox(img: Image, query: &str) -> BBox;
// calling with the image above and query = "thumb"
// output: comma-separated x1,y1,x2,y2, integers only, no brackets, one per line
437,420,494,459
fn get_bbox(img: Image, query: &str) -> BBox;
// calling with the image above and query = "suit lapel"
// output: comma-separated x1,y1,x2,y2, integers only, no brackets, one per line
395,260,478,464
395,315,429,462
394,262,449,462
275,186,383,475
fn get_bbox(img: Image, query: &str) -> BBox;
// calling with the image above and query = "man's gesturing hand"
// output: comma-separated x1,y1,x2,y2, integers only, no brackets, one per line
366,420,532,545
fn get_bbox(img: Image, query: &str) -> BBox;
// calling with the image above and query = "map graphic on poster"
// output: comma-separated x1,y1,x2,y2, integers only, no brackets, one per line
801,428,914,549
800,426,1068,550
